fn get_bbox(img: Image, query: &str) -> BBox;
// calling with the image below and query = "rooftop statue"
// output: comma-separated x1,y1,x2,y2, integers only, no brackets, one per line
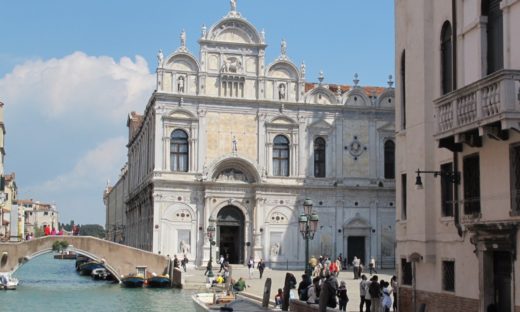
230,0,237,12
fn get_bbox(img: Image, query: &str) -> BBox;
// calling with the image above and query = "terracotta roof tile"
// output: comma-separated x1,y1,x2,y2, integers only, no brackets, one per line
305,82,387,97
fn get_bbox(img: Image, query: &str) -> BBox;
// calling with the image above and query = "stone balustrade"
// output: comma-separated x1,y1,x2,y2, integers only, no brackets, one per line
434,70,520,140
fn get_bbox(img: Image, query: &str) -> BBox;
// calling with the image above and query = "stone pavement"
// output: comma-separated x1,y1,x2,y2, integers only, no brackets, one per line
183,265,396,312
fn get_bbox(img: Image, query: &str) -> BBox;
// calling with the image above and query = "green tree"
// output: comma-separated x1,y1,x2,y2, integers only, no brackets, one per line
78,224,105,238
52,240,69,252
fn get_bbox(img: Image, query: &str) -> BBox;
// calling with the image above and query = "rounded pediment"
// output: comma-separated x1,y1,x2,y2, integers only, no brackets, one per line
376,89,395,108
165,52,200,72
208,156,261,184
266,61,299,80
343,88,371,106
304,86,338,105
207,18,261,45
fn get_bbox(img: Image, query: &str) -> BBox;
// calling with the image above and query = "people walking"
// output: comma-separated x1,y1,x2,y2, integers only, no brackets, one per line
352,256,360,279
390,275,398,311
336,280,349,311
382,281,392,312
257,258,265,278
181,254,189,272
247,256,254,278
369,257,378,275
298,274,311,301
360,274,369,312
218,254,225,272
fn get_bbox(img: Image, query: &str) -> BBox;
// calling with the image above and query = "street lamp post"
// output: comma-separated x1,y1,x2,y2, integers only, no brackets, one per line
206,218,216,278
299,199,319,276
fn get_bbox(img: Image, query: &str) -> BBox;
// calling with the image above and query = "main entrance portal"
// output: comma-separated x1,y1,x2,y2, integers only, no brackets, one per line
217,206,245,264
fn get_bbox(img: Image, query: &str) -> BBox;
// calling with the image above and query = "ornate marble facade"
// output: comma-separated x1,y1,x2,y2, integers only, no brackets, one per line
105,2,396,268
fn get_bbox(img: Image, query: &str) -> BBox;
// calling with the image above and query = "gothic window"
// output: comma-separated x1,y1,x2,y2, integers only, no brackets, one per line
401,174,407,220
510,144,520,214
384,140,395,179
463,154,480,215
441,162,454,217
441,21,454,94
482,0,503,75
400,50,406,130
170,129,189,172
314,137,326,178
273,135,289,177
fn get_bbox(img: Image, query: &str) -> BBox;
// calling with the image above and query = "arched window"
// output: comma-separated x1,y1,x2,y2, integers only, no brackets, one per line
314,137,326,178
441,21,453,95
384,140,395,179
170,129,188,172
273,135,289,176
482,0,503,75
400,50,406,130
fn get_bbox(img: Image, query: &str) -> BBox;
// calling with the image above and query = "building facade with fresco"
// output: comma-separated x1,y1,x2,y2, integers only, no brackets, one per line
106,2,396,268
395,0,520,311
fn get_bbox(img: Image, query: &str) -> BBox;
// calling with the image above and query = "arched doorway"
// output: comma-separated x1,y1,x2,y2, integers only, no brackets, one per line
217,205,245,264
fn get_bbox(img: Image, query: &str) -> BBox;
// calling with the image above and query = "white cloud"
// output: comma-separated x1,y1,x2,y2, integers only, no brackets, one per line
0,51,155,122
33,136,127,192
0,52,154,225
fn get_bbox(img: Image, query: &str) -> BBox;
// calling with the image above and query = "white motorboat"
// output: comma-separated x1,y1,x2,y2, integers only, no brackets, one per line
0,272,19,290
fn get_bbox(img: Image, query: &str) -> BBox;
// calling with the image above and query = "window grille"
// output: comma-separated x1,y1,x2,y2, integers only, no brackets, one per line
442,261,455,292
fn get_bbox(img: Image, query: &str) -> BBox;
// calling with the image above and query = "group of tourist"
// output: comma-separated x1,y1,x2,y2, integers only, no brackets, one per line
246,256,266,279
353,256,378,279
359,275,398,312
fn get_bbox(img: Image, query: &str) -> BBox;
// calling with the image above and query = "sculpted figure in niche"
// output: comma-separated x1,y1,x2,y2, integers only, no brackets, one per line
177,76,185,93
271,242,281,256
278,83,286,100
179,240,191,254
232,136,238,153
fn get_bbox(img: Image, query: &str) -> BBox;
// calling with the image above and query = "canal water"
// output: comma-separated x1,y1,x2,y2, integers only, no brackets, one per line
0,253,196,312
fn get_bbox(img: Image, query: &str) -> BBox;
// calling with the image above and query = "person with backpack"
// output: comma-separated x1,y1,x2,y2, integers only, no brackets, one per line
368,275,381,312
336,280,349,311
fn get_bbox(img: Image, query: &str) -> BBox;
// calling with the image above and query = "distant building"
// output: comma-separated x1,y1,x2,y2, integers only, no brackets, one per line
106,3,396,267
104,164,128,243
396,0,520,311
19,199,59,236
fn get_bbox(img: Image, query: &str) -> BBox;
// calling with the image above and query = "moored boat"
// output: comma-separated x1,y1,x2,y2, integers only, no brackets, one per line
54,251,77,260
121,274,145,288
78,261,104,276
91,267,114,281
146,274,170,288
0,273,19,290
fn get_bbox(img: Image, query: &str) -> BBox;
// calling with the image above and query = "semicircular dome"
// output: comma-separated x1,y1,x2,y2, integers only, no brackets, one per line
210,157,261,183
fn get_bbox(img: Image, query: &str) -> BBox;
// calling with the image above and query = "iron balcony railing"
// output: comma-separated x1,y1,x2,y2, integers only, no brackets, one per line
434,70,520,139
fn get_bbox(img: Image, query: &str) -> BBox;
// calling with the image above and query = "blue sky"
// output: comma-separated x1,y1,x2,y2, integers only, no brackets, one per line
0,0,395,226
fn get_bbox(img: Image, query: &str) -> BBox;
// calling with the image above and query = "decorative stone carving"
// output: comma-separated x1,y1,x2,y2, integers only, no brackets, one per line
157,49,164,67
221,57,243,74
179,240,191,254
281,39,287,57
180,30,186,48
347,136,367,159
217,168,249,182
278,83,286,100
271,242,281,256
230,0,237,12
201,24,207,38
177,76,185,93
270,212,288,224
300,61,306,78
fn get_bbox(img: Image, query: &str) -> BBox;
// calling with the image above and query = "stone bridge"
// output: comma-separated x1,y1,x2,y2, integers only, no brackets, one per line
0,236,170,282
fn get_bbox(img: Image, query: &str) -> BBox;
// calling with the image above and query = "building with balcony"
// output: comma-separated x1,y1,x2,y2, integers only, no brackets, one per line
105,2,396,268
395,0,520,311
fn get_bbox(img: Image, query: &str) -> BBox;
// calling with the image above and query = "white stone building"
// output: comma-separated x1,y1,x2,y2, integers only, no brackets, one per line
20,199,59,236
395,0,520,311
106,2,396,268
